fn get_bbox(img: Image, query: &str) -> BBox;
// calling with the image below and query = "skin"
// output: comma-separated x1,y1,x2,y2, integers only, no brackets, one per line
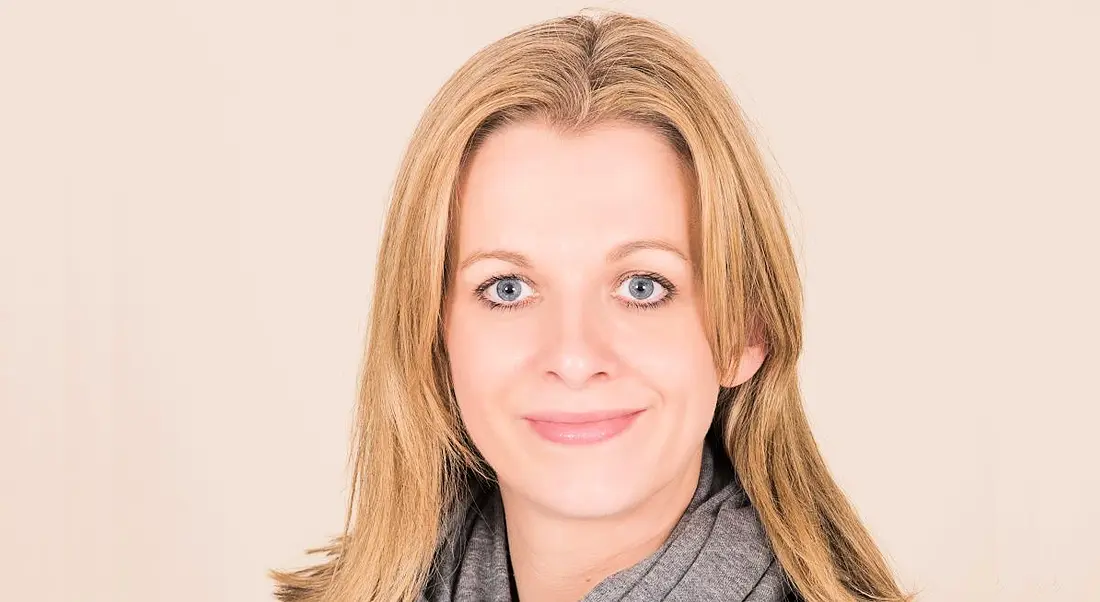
443,119,765,602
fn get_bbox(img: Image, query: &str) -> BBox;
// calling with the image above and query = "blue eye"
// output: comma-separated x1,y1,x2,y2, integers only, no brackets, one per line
624,276,657,300
615,274,676,309
493,278,525,303
480,276,533,308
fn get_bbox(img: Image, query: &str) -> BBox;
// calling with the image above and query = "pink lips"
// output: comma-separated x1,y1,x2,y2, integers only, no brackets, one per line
523,409,646,445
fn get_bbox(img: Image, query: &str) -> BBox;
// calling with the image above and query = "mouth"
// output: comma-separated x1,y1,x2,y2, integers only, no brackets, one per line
522,408,646,445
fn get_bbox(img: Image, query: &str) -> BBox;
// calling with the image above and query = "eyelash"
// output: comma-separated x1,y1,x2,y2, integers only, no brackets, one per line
473,271,679,312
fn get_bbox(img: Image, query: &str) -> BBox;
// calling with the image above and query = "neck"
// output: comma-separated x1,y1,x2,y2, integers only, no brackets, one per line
499,446,704,602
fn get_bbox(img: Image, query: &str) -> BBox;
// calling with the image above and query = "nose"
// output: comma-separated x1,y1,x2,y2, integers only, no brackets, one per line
540,295,616,389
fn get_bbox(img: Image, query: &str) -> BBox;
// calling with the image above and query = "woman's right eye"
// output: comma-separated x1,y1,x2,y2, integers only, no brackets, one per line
478,275,536,310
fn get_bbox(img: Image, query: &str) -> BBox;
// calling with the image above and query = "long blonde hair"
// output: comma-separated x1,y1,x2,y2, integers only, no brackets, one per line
272,10,911,602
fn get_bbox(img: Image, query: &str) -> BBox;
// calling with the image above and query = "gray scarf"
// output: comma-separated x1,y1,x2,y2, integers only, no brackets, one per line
419,436,796,601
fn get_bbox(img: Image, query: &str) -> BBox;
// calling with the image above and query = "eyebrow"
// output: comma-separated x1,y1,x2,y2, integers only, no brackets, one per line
458,238,690,271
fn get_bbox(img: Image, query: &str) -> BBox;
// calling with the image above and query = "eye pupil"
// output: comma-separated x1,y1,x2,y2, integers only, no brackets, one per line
496,279,522,302
629,277,655,300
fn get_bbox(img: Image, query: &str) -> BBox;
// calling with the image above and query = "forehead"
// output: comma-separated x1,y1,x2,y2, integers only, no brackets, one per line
455,120,694,257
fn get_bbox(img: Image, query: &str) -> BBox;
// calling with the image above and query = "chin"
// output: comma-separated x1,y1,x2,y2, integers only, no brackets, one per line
509,462,654,520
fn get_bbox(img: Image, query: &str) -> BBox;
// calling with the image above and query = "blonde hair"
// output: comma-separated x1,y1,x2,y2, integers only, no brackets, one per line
272,10,911,602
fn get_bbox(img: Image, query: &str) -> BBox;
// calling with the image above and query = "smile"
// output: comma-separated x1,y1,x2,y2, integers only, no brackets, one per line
522,409,646,445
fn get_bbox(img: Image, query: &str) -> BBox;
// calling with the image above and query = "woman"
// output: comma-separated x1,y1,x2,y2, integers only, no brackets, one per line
272,10,911,602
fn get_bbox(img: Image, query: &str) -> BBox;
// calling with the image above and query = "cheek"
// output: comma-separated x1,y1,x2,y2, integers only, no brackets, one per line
612,309,719,400
445,304,538,423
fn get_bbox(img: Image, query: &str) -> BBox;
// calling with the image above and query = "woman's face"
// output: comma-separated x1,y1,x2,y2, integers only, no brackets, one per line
444,119,724,519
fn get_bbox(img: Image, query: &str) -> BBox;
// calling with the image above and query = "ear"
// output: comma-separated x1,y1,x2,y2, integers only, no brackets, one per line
720,321,768,388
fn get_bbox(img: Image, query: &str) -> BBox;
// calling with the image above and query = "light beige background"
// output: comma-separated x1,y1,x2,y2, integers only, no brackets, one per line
2,1,1097,600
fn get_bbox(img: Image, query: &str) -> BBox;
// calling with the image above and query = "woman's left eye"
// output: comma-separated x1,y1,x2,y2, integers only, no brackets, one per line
616,274,673,307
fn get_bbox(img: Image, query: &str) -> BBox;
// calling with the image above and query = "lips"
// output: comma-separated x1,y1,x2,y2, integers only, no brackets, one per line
522,408,646,445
